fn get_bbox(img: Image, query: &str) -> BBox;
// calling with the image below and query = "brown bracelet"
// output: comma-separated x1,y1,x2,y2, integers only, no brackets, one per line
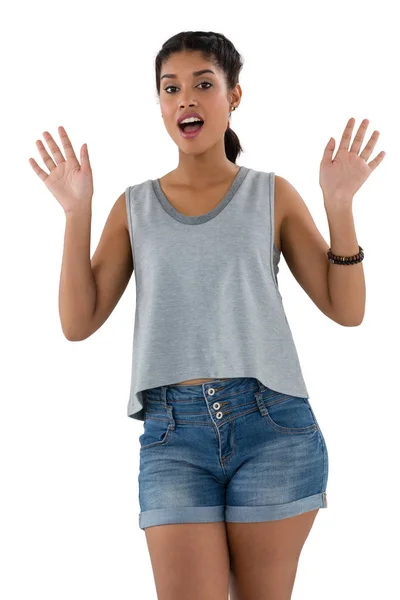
327,245,364,265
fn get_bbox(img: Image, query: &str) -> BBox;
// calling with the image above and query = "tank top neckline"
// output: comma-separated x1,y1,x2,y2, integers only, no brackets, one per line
151,165,250,225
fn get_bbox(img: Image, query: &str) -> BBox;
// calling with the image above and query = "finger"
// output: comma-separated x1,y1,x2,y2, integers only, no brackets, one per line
321,137,335,165
36,138,57,171
28,156,50,183
367,150,386,172
338,117,356,151
80,143,91,172
42,130,67,165
349,118,369,154
360,130,380,161
58,126,79,161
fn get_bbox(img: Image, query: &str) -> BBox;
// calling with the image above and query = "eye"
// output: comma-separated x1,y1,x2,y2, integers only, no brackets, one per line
164,81,213,93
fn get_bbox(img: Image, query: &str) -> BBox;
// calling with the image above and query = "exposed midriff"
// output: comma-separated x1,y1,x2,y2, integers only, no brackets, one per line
173,378,233,386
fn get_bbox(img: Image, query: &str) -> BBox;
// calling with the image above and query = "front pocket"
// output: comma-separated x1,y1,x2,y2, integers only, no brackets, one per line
257,390,318,434
139,417,172,450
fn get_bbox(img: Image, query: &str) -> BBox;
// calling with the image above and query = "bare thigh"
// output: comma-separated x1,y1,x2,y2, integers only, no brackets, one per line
227,509,319,600
144,522,231,600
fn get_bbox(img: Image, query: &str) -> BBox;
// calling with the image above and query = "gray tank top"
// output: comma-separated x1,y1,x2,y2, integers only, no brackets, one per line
125,166,309,420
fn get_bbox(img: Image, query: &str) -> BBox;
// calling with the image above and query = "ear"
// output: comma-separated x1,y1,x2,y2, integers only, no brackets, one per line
228,83,242,108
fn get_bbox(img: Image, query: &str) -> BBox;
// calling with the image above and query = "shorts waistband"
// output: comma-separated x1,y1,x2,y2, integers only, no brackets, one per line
144,377,267,404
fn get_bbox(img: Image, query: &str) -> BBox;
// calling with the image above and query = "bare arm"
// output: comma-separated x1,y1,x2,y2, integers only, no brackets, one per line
59,206,97,339
29,127,133,339
59,192,134,340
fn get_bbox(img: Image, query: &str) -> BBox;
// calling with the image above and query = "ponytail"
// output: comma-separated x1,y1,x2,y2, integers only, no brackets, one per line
224,127,244,164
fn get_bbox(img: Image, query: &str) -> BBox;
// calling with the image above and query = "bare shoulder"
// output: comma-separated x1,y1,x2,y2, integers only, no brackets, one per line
274,174,311,241
116,189,129,233
274,174,290,220
273,174,317,255
272,174,289,253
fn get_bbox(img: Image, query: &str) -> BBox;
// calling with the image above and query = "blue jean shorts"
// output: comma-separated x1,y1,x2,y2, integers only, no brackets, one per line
138,377,329,530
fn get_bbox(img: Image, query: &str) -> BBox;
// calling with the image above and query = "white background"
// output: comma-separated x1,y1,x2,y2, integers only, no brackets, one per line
1,0,399,598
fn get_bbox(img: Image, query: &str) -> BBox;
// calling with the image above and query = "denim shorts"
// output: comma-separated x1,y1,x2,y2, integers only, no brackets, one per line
138,377,329,530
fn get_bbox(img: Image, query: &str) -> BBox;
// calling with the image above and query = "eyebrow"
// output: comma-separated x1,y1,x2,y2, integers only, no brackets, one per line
160,69,216,81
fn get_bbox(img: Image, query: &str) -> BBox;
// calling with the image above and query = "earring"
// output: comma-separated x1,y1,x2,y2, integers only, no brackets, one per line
227,105,237,129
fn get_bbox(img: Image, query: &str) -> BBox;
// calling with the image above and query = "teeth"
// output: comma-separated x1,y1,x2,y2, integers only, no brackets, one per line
179,117,203,124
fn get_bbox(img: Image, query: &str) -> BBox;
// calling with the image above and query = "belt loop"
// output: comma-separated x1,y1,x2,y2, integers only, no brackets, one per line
254,379,268,416
256,378,266,392
161,385,176,430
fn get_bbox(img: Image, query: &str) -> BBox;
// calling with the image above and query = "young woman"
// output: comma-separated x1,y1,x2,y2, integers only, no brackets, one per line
29,30,385,600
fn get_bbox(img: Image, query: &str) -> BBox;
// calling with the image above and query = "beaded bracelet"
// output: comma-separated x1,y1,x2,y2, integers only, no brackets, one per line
327,245,364,265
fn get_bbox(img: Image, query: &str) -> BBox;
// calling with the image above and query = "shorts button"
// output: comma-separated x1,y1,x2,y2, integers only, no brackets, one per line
213,402,220,410
216,411,223,419
208,388,215,396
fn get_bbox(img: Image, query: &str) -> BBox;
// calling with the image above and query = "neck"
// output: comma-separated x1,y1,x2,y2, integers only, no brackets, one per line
174,144,238,188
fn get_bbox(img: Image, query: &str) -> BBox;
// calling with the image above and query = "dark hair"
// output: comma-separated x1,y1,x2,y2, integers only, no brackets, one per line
155,31,244,164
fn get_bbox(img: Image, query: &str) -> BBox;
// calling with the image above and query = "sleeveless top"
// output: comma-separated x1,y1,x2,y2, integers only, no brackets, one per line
124,166,309,420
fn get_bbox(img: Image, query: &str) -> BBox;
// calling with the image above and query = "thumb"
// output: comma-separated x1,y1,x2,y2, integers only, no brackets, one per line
81,143,91,171
321,137,335,164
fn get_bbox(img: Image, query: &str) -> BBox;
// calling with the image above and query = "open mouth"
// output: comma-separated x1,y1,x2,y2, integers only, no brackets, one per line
178,120,205,134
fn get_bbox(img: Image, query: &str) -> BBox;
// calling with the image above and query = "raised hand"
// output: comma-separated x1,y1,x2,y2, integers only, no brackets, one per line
319,117,386,210
29,126,93,215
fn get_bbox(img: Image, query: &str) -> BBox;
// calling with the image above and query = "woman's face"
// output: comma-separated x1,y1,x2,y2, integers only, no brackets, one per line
159,50,240,153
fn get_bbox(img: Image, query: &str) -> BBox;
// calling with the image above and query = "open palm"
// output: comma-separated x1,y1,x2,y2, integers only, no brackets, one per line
29,126,93,214
319,117,385,203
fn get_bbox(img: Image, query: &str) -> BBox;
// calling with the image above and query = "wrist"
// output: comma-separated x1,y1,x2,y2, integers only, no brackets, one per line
324,194,353,213
65,205,92,220
325,203,354,224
